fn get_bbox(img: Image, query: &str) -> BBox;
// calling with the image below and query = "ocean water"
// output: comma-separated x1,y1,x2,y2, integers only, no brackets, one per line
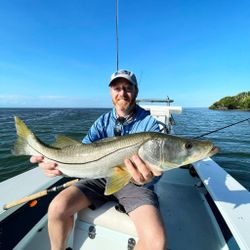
0,107,250,190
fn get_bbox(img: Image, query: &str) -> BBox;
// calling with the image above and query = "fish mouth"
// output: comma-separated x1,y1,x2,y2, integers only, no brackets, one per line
208,146,219,157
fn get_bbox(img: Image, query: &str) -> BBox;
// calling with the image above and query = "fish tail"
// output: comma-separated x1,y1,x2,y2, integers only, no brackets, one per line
12,137,30,156
12,116,33,156
15,116,32,139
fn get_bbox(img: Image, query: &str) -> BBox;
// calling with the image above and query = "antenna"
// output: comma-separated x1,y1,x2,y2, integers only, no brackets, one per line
115,0,119,71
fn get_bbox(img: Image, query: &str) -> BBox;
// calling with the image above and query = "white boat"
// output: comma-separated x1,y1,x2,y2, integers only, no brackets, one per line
1,102,250,250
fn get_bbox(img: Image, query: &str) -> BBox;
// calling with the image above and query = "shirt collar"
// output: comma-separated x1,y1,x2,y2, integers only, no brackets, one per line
112,105,138,125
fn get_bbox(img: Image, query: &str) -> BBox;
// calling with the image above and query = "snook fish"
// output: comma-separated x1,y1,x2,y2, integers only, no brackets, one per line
12,116,218,195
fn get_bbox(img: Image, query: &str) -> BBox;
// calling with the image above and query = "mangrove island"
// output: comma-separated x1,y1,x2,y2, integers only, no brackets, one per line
209,92,250,110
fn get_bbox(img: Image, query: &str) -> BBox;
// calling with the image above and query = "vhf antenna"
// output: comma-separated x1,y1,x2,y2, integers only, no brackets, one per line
115,0,119,71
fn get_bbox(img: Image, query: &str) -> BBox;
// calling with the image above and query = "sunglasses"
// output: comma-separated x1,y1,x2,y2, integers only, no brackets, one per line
114,117,126,136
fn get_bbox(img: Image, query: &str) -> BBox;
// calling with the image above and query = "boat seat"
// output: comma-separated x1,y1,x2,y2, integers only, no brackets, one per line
77,201,138,236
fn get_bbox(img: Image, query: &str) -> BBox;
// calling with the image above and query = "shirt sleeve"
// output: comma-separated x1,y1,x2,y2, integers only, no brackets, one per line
149,119,160,132
144,117,160,132
82,127,95,144
82,118,103,144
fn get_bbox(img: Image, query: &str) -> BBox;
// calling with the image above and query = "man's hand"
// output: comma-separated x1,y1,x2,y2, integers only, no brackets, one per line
30,156,62,177
124,154,162,185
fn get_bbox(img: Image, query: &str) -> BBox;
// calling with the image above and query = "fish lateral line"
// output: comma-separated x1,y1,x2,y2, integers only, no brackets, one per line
18,137,146,166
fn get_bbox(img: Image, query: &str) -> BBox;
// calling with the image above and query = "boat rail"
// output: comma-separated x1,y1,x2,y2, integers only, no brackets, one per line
193,158,250,250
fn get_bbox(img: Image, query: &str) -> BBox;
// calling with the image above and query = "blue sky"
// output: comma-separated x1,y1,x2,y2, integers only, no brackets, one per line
0,0,249,108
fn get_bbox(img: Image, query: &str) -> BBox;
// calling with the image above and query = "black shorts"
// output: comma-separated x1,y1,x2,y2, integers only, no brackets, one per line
75,178,159,214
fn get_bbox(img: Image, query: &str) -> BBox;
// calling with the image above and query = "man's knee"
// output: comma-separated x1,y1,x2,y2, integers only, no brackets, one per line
140,227,166,250
129,205,166,249
48,197,68,220
152,232,166,249
48,186,90,220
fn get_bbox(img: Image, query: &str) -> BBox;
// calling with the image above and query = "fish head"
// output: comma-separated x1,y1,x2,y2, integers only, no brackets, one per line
139,134,218,171
160,135,219,169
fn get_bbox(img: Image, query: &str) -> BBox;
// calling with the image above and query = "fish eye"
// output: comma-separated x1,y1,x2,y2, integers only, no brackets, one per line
185,142,193,150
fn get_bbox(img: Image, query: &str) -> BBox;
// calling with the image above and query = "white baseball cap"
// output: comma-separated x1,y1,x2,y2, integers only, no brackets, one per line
109,69,138,86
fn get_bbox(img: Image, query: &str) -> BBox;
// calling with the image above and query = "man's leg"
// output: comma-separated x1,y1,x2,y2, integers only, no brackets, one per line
129,205,166,250
48,185,91,250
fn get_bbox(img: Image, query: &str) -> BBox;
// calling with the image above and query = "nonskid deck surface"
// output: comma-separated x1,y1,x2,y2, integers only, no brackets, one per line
156,168,227,250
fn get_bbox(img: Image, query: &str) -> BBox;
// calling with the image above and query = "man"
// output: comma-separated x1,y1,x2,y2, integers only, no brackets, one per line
31,69,166,250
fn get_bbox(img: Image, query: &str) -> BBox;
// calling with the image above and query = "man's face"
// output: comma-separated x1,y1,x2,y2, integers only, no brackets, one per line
110,79,138,113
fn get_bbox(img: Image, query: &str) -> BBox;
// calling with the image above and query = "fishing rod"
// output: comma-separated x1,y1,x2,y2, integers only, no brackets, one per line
3,178,79,210
194,117,250,139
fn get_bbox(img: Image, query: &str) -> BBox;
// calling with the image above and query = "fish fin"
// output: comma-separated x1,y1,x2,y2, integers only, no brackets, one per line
105,165,131,195
12,116,33,155
52,135,82,148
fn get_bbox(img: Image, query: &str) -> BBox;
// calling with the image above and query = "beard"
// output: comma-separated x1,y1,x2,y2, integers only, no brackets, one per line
113,98,136,113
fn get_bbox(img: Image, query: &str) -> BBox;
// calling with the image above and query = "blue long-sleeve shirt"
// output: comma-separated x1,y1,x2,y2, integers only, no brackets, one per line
82,104,161,189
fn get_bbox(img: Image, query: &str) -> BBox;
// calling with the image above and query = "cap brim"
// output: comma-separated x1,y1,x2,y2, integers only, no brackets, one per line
109,76,136,86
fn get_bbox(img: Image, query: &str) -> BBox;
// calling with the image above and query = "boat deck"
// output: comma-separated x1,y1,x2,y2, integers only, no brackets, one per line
0,167,241,250
156,168,227,250
74,167,230,250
